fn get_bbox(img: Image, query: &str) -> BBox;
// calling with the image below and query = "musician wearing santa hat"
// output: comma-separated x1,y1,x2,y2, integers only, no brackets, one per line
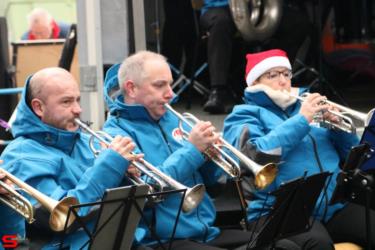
223,49,374,249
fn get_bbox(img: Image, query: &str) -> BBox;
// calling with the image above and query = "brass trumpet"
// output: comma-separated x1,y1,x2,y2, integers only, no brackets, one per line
0,168,78,232
284,91,375,134
74,118,205,213
164,104,278,190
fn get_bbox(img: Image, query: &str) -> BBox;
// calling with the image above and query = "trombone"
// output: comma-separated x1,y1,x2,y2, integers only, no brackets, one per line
284,91,375,134
74,118,205,213
0,168,78,232
164,104,278,190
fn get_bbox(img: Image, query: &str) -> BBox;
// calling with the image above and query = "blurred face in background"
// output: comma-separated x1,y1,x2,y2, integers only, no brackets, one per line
30,22,52,39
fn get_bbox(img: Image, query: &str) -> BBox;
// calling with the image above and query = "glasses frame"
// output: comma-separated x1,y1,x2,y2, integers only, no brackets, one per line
261,70,293,81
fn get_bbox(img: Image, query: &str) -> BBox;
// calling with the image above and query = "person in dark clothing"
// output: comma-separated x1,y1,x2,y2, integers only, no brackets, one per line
161,0,197,78
200,0,237,114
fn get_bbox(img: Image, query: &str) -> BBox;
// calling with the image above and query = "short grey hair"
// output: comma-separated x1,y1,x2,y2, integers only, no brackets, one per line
27,8,53,29
117,51,167,92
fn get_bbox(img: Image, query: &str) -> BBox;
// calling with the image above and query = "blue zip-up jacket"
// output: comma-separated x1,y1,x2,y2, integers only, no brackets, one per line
102,64,223,246
223,88,359,222
0,78,130,249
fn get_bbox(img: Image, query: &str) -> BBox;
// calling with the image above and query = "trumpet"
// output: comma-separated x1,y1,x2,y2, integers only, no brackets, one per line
284,91,375,134
74,118,205,213
0,168,78,232
164,104,278,190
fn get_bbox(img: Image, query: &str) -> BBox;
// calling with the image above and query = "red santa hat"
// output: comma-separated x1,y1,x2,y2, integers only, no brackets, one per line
245,49,291,86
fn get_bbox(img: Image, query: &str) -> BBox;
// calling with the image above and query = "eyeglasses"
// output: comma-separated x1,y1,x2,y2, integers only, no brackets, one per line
262,70,293,81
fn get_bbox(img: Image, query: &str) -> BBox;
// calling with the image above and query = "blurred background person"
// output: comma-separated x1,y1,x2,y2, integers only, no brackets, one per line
200,0,236,114
21,7,71,40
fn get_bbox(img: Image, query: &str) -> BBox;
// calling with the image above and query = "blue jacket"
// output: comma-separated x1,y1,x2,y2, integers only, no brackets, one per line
102,64,223,246
201,0,228,14
223,88,359,222
0,78,129,249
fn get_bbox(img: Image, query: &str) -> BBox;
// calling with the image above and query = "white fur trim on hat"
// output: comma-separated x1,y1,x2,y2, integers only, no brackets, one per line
246,56,292,86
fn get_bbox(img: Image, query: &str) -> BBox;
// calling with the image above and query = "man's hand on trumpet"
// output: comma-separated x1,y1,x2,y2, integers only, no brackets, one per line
188,121,220,153
109,136,143,162
127,164,141,178
299,93,330,123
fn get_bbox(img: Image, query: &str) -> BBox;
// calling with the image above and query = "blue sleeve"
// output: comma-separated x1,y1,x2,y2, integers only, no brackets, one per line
67,149,129,214
3,149,129,216
155,142,206,182
198,161,226,186
329,130,360,161
251,114,311,156
224,107,311,158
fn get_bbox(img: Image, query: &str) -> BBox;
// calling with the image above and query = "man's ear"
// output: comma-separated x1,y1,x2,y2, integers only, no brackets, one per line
30,98,43,118
123,80,137,98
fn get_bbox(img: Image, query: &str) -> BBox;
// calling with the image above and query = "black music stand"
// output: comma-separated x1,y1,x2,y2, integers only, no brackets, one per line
330,113,375,250
247,172,330,250
89,185,149,250
58,185,188,250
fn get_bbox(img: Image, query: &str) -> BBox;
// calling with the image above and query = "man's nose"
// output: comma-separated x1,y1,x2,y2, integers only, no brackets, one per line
72,102,82,114
165,85,174,99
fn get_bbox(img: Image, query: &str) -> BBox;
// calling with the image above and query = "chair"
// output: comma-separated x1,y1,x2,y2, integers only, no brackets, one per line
169,0,210,108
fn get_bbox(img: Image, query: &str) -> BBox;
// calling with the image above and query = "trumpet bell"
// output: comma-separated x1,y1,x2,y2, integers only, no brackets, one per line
0,168,79,232
182,184,206,213
50,196,79,232
254,163,278,190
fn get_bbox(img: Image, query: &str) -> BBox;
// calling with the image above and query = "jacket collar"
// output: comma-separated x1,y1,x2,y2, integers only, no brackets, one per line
111,95,157,123
243,86,306,114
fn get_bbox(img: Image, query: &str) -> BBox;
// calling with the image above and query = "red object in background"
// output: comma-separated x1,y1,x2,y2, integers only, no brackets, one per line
322,14,375,79
2,235,18,248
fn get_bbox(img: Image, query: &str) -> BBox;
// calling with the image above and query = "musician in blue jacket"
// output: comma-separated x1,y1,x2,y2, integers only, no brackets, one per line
0,67,136,249
102,51,265,250
223,49,375,249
